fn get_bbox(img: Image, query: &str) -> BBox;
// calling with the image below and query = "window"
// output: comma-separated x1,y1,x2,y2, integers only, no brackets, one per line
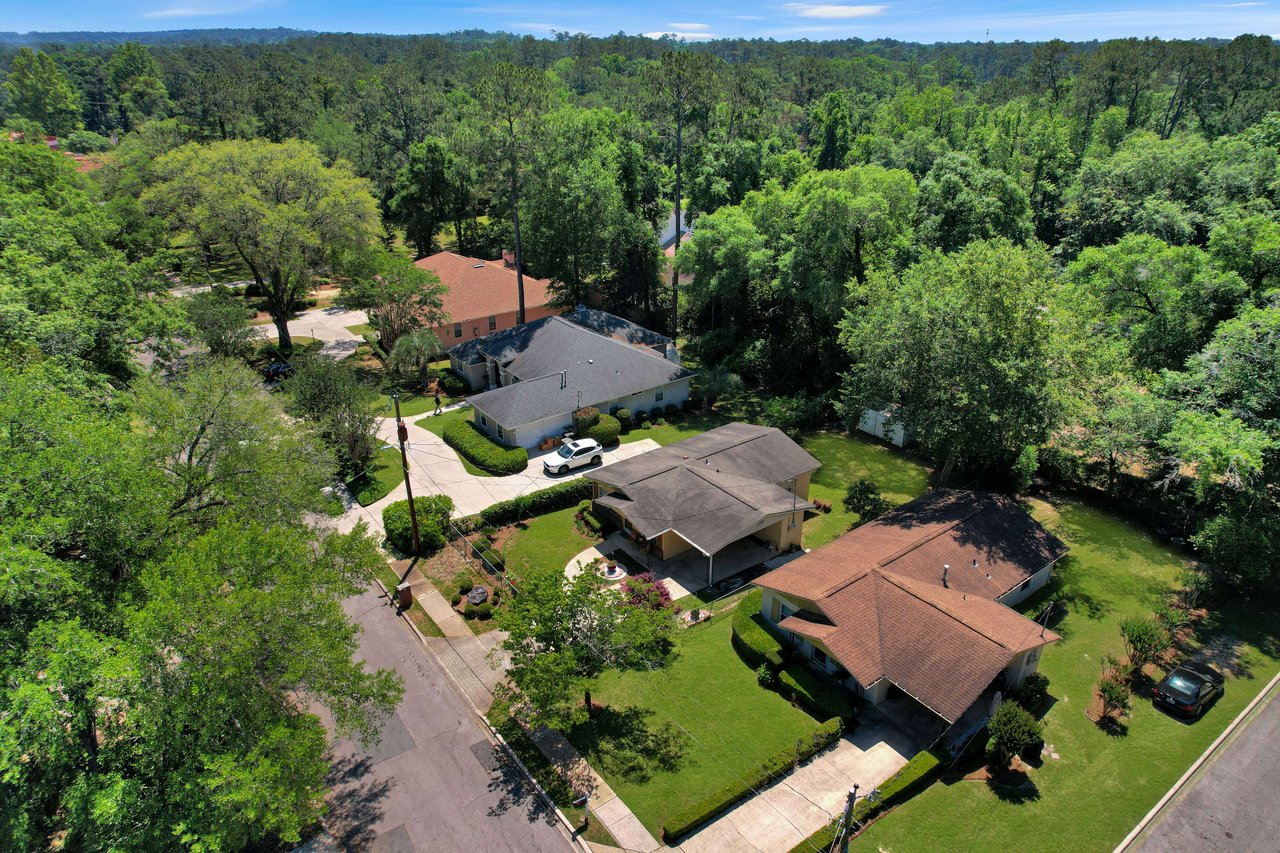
488,315,497,331
1020,578,1031,591
453,323,463,338
497,426,505,441
479,415,488,428
812,647,828,666
655,388,664,403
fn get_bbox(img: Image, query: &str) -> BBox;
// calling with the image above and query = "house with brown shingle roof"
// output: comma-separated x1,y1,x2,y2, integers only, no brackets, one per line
414,250,558,345
753,489,1066,724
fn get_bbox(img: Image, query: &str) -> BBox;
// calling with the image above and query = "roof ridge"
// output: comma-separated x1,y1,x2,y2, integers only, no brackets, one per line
685,464,765,511
878,569,1012,649
553,313,674,360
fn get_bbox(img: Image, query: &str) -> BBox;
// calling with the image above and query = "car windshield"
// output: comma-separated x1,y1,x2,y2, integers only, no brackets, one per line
557,445,575,459
1163,674,1198,700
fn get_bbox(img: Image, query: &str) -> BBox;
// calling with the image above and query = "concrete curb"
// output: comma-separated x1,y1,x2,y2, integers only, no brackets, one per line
369,575,590,853
1113,668,1280,853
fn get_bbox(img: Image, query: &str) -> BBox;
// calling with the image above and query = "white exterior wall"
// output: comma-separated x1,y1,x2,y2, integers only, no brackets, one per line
1003,645,1046,688
450,355,489,391
474,377,692,450
996,561,1056,607
857,408,909,447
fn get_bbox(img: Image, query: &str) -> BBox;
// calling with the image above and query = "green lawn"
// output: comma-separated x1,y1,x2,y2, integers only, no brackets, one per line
619,411,731,446
800,431,932,549
347,445,406,507
345,322,374,337
564,613,821,838
503,506,598,577
854,496,1280,853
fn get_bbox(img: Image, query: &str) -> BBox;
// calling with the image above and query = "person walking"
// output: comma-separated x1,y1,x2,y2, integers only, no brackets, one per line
433,390,443,416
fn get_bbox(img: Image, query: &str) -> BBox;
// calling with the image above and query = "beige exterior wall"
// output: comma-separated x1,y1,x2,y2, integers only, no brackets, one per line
656,530,695,560
1003,645,1046,688
757,512,806,552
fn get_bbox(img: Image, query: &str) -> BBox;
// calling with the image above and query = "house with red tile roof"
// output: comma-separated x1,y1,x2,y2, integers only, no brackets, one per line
754,489,1066,724
414,250,558,345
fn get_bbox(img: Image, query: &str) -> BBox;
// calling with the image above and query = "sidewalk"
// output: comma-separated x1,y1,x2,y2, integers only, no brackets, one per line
253,304,367,360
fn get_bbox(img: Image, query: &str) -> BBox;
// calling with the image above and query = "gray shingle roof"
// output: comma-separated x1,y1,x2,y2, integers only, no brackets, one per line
591,422,821,490
563,307,672,348
588,423,820,555
466,317,694,427
447,308,671,367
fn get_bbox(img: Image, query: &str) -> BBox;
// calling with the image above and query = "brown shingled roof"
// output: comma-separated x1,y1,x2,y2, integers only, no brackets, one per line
758,489,1066,722
414,251,553,324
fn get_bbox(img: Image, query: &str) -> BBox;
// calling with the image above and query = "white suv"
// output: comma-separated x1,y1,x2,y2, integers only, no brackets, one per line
543,438,603,475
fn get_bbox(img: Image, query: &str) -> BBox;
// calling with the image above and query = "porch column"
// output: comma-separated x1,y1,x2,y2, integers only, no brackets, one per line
707,552,714,587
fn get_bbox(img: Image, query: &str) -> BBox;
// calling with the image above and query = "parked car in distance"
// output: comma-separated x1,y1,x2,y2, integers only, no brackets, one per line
1152,660,1224,718
543,438,602,475
263,362,294,381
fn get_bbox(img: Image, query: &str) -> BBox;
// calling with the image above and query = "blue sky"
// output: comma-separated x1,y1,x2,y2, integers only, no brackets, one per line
5,0,1277,43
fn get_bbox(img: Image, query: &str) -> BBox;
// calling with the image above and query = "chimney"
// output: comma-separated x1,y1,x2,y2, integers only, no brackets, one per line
942,564,950,588
502,249,516,269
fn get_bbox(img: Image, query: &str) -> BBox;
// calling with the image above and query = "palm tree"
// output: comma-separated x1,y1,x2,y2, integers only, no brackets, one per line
693,363,742,412
387,329,443,390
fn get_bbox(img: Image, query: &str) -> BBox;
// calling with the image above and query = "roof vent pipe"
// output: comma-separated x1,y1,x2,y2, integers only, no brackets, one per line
942,564,950,588
560,370,567,390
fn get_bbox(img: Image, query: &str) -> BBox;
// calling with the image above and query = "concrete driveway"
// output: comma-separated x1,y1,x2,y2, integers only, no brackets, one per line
336,411,661,534
255,304,368,360
676,712,923,853
304,585,572,853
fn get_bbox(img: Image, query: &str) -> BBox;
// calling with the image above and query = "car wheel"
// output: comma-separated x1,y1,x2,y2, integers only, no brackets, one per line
593,455,602,466
557,465,568,475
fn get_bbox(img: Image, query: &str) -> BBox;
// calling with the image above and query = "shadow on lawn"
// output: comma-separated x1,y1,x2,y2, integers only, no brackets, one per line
569,705,686,783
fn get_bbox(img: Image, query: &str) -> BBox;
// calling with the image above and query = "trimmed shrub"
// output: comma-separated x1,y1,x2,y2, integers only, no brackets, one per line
479,479,593,527
664,403,679,418
437,369,468,397
778,663,857,722
451,593,462,607
663,718,842,841
641,421,652,430
1011,672,1051,714
987,701,1043,763
443,418,528,474
634,409,649,424
581,413,621,446
572,406,600,433
732,590,786,670
756,664,776,687
479,549,505,571
382,495,454,554
615,407,632,429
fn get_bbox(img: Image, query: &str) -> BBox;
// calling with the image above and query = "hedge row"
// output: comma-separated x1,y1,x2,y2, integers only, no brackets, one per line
663,717,843,842
382,495,455,554
779,663,857,722
581,413,621,446
478,479,593,527
443,419,528,474
731,589,786,670
786,748,946,853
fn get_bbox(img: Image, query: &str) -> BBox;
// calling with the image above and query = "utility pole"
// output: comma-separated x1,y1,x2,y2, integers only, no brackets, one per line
392,392,421,555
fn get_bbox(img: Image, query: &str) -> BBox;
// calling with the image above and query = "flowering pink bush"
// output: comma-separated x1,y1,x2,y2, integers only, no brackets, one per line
621,572,673,611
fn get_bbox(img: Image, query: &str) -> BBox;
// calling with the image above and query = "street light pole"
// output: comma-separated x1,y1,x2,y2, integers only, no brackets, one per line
392,391,421,555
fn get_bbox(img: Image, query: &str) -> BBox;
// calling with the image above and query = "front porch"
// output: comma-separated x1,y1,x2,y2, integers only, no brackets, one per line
566,530,781,600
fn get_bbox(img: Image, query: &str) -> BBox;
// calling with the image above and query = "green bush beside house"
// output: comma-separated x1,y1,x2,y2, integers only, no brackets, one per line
382,494,454,554
443,418,528,474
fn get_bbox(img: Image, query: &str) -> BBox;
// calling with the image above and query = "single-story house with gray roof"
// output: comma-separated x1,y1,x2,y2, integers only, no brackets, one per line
452,311,694,450
585,423,821,585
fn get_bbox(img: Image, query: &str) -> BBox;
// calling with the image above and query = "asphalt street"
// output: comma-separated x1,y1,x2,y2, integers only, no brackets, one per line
1134,679,1280,853
308,585,572,853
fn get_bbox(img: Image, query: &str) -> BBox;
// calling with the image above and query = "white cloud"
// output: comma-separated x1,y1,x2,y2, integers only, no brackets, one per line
643,30,719,40
784,3,889,18
667,21,710,29
144,0,263,17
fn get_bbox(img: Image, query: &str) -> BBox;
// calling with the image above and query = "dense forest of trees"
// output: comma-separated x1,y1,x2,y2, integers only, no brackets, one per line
1,28,1279,849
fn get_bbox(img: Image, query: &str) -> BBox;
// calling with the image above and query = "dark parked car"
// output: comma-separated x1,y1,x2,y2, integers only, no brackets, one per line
263,362,294,381
1153,660,1224,718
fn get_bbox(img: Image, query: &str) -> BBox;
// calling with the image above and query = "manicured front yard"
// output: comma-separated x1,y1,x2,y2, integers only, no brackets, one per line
853,496,1280,852
416,408,497,477
347,444,405,506
502,505,599,577
800,431,932,549
618,411,732,446
564,613,822,838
